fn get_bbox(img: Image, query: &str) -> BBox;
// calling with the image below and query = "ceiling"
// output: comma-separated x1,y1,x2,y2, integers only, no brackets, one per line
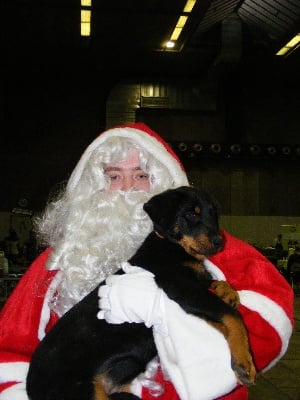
3,0,300,79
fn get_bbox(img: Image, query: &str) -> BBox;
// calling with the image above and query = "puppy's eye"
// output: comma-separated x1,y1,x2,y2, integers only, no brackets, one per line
185,211,198,221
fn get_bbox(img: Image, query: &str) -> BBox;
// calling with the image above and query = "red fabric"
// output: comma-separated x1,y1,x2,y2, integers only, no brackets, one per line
0,249,58,393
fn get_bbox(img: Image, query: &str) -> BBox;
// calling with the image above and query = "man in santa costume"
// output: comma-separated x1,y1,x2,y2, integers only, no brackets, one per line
0,123,294,400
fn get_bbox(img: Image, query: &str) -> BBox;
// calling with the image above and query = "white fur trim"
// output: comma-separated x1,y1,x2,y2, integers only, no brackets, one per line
130,378,142,398
0,362,28,385
0,382,29,400
67,127,188,192
238,290,293,371
38,271,62,340
0,363,29,400
203,258,226,280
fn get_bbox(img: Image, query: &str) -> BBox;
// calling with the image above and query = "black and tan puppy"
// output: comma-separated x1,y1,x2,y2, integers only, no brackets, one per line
26,186,256,400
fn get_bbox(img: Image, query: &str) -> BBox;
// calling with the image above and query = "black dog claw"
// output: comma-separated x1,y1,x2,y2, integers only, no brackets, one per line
231,358,256,386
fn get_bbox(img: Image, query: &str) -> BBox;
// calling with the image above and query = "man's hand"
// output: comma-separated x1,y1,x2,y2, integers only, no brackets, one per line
97,262,168,335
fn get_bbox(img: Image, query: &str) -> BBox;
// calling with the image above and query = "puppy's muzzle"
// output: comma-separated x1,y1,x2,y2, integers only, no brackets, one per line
211,234,224,253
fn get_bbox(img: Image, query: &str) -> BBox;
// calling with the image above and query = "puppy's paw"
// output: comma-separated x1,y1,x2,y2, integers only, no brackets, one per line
211,280,240,309
231,354,257,386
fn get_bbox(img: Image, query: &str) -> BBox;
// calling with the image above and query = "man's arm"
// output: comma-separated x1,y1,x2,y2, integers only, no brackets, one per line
0,250,57,399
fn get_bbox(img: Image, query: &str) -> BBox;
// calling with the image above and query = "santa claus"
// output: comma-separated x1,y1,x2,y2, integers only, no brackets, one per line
0,123,294,400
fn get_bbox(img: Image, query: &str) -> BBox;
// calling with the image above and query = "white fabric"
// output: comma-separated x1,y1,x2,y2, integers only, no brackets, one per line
98,262,237,400
238,290,293,372
67,126,188,192
98,263,167,335
0,383,29,400
0,362,28,386
0,362,29,400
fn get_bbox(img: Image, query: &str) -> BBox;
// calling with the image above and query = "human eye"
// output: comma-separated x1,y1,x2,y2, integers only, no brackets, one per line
106,172,122,181
134,172,149,181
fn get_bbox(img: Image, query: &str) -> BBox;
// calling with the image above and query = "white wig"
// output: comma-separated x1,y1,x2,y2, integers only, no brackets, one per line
35,124,188,315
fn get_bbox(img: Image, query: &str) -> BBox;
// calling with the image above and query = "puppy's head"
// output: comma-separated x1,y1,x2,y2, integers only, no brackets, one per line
143,186,224,259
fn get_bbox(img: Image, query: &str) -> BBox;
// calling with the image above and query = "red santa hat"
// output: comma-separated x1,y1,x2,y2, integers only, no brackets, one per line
67,123,188,192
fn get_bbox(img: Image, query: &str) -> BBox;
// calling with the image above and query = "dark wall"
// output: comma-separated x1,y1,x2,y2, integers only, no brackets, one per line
2,55,112,211
1,53,300,216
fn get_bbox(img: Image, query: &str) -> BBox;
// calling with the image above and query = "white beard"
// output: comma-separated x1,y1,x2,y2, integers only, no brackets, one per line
48,190,153,316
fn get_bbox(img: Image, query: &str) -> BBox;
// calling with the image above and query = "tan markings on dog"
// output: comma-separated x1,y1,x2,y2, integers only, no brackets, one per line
195,206,200,214
182,260,206,274
178,234,212,259
155,231,164,239
183,260,213,282
93,374,109,400
211,281,240,309
205,315,256,386
93,373,133,400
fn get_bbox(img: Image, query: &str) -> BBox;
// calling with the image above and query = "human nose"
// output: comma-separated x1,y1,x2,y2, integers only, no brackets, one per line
120,175,136,191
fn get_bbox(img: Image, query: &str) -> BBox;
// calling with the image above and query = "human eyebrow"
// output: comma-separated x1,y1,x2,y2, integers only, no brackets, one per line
104,167,122,172
104,166,144,172
133,166,145,171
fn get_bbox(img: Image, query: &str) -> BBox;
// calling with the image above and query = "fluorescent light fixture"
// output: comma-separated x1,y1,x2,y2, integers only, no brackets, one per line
164,0,197,48
80,0,92,37
176,15,188,28
170,27,182,41
166,41,175,48
81,10,91,36
276,33,300,56
170,15,188,41
184,0,196,13
81,10,91,23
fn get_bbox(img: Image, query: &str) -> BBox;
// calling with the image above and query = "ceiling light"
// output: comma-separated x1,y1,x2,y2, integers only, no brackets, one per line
170,16,188,41
165,1,197,49
176,15,188,28
170,28,182,41
80,1,92,37
183,0,196,13
166,41,175,48
276,33,300,56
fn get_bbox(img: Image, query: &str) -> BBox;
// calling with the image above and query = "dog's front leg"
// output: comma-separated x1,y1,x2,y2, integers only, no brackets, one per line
208,314,256,386
210,280,240,309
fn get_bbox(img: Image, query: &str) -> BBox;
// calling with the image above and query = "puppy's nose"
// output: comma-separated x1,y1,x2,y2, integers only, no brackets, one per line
212,235,224,250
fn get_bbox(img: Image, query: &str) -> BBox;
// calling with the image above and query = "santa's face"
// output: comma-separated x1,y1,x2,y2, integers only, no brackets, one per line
104,148,150,191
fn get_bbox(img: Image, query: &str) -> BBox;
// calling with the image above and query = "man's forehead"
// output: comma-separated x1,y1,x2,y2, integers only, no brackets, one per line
104,148,143,171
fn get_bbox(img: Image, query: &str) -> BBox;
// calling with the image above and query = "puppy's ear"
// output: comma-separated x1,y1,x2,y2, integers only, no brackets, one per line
143,189,183,233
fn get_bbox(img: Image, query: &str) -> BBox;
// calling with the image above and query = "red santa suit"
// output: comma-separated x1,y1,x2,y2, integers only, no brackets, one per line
0,123,294,400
